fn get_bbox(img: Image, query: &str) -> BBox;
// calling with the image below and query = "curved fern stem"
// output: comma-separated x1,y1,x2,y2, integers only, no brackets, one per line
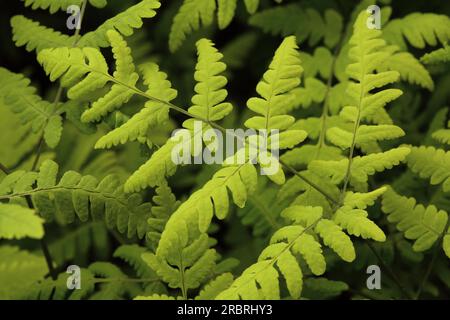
0,162,10,175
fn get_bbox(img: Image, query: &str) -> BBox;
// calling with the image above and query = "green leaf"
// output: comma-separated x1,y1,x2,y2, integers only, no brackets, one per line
0,204,44,240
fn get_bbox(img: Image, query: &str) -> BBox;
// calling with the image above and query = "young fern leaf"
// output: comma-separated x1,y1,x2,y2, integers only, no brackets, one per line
243,0,259,14
169,0,216,52
249,5,343,48
11,16,72,53
78,0,161,48
309,147,411,190
21,0,107,13
0,160,152,238
406,146,450,192
0,68,63,148
245,36,307,184
0,247,47,300
95,63,177,149
421,44,450,65
195,273,234,300
38,30,139,123
0,204,44,240
125,38,232,192
382,187,449,257
218,0,237,30
432,121,450,145
383,13,450,50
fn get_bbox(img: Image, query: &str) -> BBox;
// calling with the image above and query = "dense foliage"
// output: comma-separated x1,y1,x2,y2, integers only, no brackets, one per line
0,0,449,300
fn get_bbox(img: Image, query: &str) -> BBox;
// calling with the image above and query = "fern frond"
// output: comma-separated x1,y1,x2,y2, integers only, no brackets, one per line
143,234,219,293
333,206,386,241
245,36,307,182
147,183,180,250
95,63,177,149
126,39,232,192
382,187,449,255
27,267,95,300
0,204,44,240
0,160,152,238
421,44,450,65
0,246,47,299
49,222,109,266
309,147,411,189
378,45,434,90
0,68,63,148
21,0,106,13
383,13,450,50
183,38,233,128
169,0,216,52
249,5,343,48
218,0,237,30
38,30,139,122
195,273,234,300
406,146,450,192
11,15,72,52
432,126,450,145
78,0,161,48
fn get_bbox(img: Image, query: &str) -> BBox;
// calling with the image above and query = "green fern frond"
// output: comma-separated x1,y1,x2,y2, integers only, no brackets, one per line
49,222,109,266
11,15,72,53
218,0,237,30
114,245,157,278
95,63,177,149
195,273,234,300
421,44,450,65
245,36,307,182
406,146,450,192
183,38,233,128
169,0,216,52
126,38,232,192
382,187,449,256
38,30,139,122
378,45,434,90
243,0,259,14
383,13,450,50
78,0,161,48
147,183,180,250
309,147,411,189
0,68,63,148
0,246,47,299
27,267,95,300
0,203,44,240
249,5,343,48
0,160,152,238
143,234,219,293
21,0,107,13
432,125,450,145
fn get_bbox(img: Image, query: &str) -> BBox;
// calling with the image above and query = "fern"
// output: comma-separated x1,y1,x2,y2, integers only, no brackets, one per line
382,187,449,257
169,0,216,52
38,30,139,122
0,246,47,299
0,203,44,240
125,38,232,192
245,36,307,183
21,0,107,13
249,5,343,49
421,44,450,65
78,0,161,48
11,16,73,52
406,146,450,192
0,160,152,238
383,13,450,50
95,63,177,149
0,68,63,148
